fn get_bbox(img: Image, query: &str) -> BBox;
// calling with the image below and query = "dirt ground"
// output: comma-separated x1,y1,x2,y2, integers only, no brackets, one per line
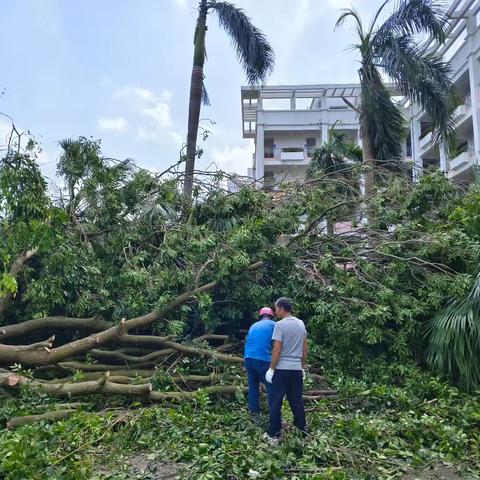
401,464,479,480
127,454,179,479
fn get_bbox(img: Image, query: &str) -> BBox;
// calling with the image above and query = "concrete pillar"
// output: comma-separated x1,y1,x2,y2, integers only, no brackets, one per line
411,118,422,181
255,123,265,184
321,124,329,144
439,146,448,173
467,15,480,165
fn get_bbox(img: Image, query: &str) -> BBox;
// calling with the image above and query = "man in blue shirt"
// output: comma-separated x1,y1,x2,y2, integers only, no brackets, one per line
244,307,276,414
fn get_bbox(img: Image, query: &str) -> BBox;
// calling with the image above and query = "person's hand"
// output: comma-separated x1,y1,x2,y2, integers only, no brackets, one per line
265,368,275,384
302,369,306,380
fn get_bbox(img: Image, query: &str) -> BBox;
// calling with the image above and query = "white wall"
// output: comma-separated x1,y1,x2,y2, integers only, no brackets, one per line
265,131,322,153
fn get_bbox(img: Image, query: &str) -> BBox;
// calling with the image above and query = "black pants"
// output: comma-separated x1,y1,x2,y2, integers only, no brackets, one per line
267,369,306,438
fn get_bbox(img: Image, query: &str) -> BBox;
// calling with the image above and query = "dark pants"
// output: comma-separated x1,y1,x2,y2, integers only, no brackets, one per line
267,369,306,437
245,357,272,414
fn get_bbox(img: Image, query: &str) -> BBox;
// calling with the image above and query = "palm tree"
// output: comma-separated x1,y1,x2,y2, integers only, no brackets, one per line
336,0,457,195
183,1,275,199
307,129,362,235
307,130,362,178
427,272,480,392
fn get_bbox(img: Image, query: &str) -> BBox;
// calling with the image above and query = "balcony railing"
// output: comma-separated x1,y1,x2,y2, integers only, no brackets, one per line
280,150,304,161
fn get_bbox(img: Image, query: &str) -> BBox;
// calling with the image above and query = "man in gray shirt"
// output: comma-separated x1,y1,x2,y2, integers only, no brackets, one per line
265,297,307,441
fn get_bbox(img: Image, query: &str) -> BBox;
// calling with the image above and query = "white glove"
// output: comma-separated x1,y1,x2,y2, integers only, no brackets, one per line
302,369,306,380
265,368,275,384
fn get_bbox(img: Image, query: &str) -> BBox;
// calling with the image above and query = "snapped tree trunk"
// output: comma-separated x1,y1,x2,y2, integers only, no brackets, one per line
184,6,207,199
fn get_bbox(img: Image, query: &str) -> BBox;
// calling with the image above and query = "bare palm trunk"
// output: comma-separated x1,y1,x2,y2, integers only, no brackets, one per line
361,129,375,198
184,5,207,199
361,115,375,228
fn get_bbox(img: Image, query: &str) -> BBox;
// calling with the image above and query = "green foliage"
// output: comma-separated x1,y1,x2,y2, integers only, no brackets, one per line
1,366,479,479
427,271,480,392
2,138,480,387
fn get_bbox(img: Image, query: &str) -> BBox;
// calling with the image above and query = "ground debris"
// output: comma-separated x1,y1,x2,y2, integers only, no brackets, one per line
127,454,179,479
401,463,479,480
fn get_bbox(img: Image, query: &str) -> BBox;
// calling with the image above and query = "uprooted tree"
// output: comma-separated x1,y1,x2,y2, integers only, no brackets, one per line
1,134,480,419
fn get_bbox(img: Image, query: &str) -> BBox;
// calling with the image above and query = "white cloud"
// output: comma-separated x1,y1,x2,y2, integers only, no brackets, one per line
97,116,128,132
142,103,172,129
113,86,181,144
210,142,254,174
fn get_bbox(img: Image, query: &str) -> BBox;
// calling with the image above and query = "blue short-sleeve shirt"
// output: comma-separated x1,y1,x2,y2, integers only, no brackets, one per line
244,319,275,362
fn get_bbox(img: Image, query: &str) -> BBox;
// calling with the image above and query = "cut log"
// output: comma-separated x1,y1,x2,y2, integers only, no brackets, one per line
0,370,21,386
7,410,76,429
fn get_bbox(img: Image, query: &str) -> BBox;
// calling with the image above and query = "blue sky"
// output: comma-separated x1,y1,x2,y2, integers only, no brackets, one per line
0,0,380,182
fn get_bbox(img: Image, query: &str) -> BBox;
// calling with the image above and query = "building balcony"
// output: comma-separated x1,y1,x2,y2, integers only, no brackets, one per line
280,149,305,161
419,131,433,151
448,148,475,179
453,93,472,125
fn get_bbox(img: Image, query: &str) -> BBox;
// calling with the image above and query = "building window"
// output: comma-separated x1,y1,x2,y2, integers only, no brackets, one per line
306,138,316,157
264,138,274,158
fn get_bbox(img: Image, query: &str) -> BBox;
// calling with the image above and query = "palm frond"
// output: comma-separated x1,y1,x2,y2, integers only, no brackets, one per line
307,131,362,178
427,272,480,392
360,67,407,160
376,33,457,152
336,8,365,40
367,0,391,37
374,0,449,45
202,82,211,106
210,1,274,84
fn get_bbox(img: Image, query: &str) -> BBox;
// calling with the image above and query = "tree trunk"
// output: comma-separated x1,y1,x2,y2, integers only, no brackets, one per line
0,315,112,340
184,5,207,199
7,410,76,429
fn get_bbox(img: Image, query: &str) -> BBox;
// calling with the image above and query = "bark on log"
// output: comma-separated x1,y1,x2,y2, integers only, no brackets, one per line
117,334,173,346
0,316,112,340
5,370,153,397
7,410,76,429
147,384,246,401
89,348,174,363
159,340,243,364
192,334,228,344
55,365,154,378
57,361,156,373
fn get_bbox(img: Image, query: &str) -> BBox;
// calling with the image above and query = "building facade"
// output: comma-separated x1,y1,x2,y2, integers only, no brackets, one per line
241,0,480,187
410,0,480,182
241,84,361,188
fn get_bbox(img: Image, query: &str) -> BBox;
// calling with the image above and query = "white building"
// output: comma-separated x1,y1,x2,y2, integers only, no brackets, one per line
241,84,361,188
241,0,480,187
410,0,480,182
